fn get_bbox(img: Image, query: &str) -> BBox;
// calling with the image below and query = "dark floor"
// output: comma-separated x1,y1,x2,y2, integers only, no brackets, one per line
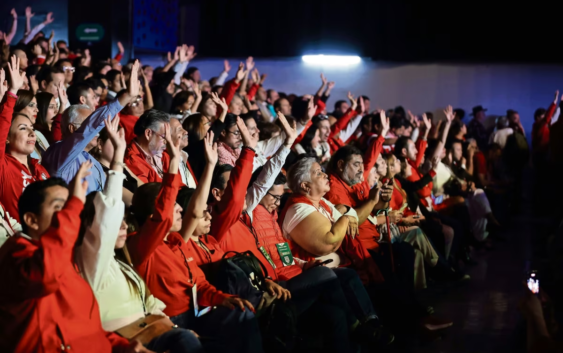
418,202,554,352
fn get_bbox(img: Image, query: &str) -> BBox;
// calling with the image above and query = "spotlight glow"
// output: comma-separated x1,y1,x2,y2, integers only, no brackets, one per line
302,55,361,66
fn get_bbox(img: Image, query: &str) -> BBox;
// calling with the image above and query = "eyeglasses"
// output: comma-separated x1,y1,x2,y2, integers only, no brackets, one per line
314,114,329,121
226,129,241,136
131,95,143,107
151,130,166,140
62,66,75,73
267,192,283,204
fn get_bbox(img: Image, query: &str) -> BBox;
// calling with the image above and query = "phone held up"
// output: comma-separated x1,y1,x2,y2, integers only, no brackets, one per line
527,270,539,295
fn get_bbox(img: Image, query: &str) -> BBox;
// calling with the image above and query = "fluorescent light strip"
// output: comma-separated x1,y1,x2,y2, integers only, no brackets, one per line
302,55,361,66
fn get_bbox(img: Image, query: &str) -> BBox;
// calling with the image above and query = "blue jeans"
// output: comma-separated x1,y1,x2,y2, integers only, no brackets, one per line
170,306,263,353
146,329,204,353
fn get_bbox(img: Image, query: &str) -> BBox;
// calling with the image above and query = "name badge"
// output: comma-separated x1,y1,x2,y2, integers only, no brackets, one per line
276,242,295,267
259,246,277,269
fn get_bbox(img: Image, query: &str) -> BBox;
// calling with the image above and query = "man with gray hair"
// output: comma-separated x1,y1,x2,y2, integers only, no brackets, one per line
42,61,141,194
124,109,171,183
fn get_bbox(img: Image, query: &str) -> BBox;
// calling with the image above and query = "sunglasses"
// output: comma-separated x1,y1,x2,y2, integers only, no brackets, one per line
62,66,76,73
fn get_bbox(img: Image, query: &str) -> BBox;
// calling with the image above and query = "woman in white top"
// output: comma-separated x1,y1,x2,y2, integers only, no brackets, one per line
76,116,203,353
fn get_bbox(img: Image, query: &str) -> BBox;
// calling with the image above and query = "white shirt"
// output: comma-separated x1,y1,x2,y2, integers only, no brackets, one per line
0,204,22,248
253,121,307,171
282,197,358,268
489,127,514,149
179,151,197,188
75,170,165,331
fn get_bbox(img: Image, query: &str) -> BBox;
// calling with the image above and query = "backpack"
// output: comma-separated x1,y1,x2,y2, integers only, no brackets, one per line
214,251,268,309
259,300,299,353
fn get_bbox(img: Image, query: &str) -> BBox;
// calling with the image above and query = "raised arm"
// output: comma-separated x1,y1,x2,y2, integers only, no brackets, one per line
1,58,25,160
179,132,217,242
4,9,17,45
210,92,228,123
23,12,53,44
127,123,181,266
315,73,328,98
1,162,90,301
362,112,388,179
140,68,154,110
24,7,33,36
338,96,366,142
431,105,455,161
215,60,231,86
211,117,257,241
77,116,126,291
218,62,245,114
162,47,179,73
246,113,295,214
238,56,254,97
329,92,358,139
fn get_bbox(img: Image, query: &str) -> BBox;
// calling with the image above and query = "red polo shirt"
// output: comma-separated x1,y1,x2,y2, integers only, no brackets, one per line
406,138,433,207
124,140,168,183
118,114,140,145
0,95,50,222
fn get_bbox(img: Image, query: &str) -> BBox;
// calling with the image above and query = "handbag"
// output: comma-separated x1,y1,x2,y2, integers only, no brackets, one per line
116,314,177,345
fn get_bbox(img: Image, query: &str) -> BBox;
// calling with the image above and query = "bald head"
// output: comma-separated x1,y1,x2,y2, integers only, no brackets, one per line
12,49,28,69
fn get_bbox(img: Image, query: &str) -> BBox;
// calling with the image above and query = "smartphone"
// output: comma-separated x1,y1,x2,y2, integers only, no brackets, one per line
527,270,539,295
313,259,334,267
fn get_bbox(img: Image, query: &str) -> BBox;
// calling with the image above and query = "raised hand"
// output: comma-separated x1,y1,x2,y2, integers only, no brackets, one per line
347,92,357,111
260,73,267,84
443,105,455,123
103,114,126,151
0,69,6,102
173,46,180,62
236,116,258,149
128,60,141,99
57,82,68,111
163,122,181,160
357,96,365,114
186,45,197,61
251,68,260,83
192,80,201,98
44,12,54,25
210,92,228,111
431,156,440,171
380,111,390,137
70,161,93,204
223,60,231,73
305,97,318,122
278,112,297,146
422,113,432,131
25,7,35,18
7,55,25,94
32,44,42,56
327,81,335,90
203,131,218,165
555,90,560,103
117,41,124,54
320,73,327,85
11,8,17,19
235,62,246,83
179,44,188,62
245,56,255,71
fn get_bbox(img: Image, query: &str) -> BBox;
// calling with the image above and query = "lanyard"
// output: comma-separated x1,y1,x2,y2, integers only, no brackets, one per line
178,246,194,284
196,238,213,264
117,259,147,314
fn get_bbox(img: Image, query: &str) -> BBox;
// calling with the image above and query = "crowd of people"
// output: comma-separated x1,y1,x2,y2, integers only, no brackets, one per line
0,6,560,353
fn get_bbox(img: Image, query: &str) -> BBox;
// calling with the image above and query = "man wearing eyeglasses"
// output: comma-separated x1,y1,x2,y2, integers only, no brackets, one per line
56,59,74,87
124,109,171,183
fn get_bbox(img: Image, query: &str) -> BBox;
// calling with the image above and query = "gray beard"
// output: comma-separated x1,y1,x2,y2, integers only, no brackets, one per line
342,165,362,186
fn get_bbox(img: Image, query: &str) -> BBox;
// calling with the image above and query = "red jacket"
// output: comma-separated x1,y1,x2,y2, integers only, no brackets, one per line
0,197,130,353
325,135,385,251
532,101,556,155
218,79,240,117
128,173,230,317
406,138,432,207
0,95,50,222
51,114,63,143
279,194,384,285
247,83,260,101
124,140,168,183
210,147,280,278
118,114,140,145
250,205,303,281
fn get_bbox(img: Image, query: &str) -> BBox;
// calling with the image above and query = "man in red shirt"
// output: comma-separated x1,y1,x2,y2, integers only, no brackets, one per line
115,89,144,145
125,109,170,183
0,163,148,353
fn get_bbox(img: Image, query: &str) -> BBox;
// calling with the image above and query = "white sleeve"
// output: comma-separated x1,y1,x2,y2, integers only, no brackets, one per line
321,198,358,221
552,107,560,125
282,203,317,238
76,170,125,292
23,22,46,44
411,127,420,143
215,71,229,86
174,61,189,85
338,114,364,143
294,144,306,155
247,146,291,216
256,134,285,160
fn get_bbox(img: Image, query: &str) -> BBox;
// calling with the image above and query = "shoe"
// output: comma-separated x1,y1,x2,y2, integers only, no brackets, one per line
352,322,395,347
420,315,453,331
